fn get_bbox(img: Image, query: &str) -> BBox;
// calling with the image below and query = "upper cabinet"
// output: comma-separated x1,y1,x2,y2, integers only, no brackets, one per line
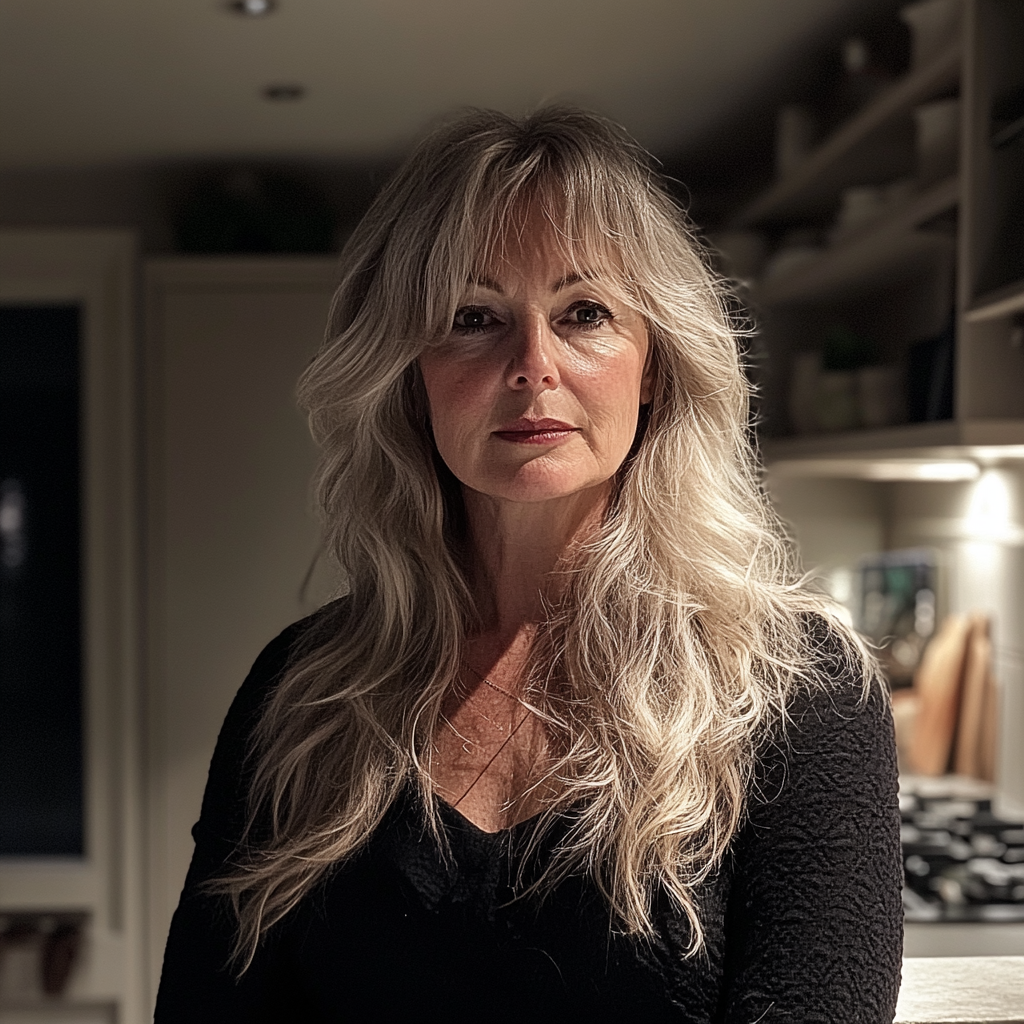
963,0,1024,313
723,0,1024,463
959,0,1024,429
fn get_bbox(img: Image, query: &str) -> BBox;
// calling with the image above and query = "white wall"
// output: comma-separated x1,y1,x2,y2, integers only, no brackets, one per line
767,474,885,615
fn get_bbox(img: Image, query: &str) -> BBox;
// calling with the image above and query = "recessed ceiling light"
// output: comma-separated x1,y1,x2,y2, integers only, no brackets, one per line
228,0,276,17
262,83,305,101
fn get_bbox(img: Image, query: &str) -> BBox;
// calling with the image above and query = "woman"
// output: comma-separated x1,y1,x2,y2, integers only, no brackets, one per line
156,108,902,1022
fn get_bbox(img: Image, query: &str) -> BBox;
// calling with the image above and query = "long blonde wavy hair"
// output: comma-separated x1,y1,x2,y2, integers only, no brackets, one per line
212,106,867,971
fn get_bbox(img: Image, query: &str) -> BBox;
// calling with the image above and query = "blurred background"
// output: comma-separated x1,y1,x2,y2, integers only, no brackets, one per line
1,0,1023,1019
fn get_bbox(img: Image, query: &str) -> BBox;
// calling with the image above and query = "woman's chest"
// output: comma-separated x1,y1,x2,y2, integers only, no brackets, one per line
431,679,552,832
277,817,733,1022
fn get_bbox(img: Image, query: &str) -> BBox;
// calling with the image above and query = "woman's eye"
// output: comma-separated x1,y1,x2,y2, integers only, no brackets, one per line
452,306,499,332
564,302,612,328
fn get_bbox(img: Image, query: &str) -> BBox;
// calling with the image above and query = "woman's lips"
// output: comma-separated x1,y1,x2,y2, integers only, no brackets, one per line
492,418,579,445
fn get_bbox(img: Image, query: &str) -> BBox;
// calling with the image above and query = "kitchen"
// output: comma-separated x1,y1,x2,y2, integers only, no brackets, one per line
2,0,1023,1019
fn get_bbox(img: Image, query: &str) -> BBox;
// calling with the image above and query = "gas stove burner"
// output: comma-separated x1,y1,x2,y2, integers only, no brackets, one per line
900,790,1024,921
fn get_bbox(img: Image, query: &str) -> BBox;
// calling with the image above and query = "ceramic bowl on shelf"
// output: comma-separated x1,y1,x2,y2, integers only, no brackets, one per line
763,238,823,281
832,185,889,237
827,179,919,245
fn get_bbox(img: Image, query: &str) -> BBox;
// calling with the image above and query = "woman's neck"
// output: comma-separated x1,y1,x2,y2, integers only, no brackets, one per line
462,480,611,639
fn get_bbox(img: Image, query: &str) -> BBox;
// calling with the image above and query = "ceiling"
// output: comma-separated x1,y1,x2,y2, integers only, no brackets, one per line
1,0,875,168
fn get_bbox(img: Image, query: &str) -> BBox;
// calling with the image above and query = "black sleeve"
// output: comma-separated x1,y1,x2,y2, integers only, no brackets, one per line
153,612,330,1023
719,628,903,1024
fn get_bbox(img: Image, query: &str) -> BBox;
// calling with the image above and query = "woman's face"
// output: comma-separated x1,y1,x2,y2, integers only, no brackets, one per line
418,210,653,506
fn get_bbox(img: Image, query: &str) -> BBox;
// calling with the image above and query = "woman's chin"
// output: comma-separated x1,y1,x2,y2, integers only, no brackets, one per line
469,465,611,506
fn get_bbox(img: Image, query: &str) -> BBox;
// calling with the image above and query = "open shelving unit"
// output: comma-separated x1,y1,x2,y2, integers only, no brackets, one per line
737,0,1024,470
736,38,962,227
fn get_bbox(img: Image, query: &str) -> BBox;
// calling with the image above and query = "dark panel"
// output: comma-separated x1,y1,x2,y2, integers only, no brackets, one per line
0,305,84,856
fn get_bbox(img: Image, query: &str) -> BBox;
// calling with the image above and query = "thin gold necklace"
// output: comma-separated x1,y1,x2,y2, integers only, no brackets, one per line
481,675,523,702
450,662,536,810
451,709,533,810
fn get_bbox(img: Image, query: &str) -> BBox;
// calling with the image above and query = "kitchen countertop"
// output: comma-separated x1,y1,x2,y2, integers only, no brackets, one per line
896,957,1024,1023
905,922,1024,957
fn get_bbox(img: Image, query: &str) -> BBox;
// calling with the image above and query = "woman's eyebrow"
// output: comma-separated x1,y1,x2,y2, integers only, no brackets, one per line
553,272,597,291
467,275,504,294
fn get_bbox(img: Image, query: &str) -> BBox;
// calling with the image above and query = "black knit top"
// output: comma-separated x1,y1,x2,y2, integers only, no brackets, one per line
155,610,903,1023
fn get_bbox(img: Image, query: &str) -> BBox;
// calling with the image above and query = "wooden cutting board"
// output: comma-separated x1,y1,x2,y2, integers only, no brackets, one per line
978,643,999,783
909,614,972,776
954,615,993,779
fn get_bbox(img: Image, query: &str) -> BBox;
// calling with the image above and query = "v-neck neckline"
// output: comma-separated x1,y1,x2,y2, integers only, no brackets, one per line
432,791,549,838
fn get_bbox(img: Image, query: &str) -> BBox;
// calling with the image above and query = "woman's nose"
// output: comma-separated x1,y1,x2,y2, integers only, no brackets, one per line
505,315,560,391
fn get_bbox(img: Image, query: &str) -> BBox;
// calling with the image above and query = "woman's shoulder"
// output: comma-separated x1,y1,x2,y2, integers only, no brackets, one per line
786,609,880,716
752,610,894,808
227,597,349,725
724,625,902,1021
194,598,349,837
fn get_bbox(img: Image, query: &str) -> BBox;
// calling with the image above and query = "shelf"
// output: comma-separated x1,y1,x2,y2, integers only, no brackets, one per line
734,40,962,227
754,176,959,305
966,279,1024,322
0,1001,115,1021
761,418,1024,465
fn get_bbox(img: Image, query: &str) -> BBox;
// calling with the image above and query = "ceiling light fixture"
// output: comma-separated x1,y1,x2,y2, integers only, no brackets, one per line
262,83,305,101
228,0,276,17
